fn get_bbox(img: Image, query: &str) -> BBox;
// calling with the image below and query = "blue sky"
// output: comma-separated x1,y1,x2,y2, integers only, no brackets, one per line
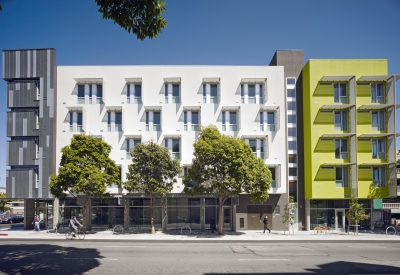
0,0,399,187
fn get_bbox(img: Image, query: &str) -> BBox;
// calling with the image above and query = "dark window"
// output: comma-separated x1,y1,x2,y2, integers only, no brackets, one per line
248,85,255,97
289,168,297,176
97,85,103,97
288,114,296,123
240,218,244,228
192,112,199,124
289,154,297,163
211,85,218,97
78,85,85,97
172,84,180,96
135,85,142,97
288,128,296,137
115,113,122,124
288,102,296,110
275,205,280,214
287,88,296,97
154,112,161,124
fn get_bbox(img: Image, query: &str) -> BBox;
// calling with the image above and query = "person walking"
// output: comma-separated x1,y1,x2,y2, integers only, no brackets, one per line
262,215,271,233
345,217,349,234
32,215,40,231
210,216,216,233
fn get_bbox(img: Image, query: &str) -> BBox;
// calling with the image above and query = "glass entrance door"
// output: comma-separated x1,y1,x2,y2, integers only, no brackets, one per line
336,209,345,230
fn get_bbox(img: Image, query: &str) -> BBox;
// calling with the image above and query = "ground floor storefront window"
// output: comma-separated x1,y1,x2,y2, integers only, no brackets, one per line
310,199,371,230
129,198,162,230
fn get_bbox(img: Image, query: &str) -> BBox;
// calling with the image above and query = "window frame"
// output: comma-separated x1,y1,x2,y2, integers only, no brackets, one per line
335,139,348,159
372,167,386,187
334,83,348,103
335,167,349,188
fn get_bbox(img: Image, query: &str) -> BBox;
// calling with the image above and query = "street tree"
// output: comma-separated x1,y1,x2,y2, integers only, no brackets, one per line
183,125,272,235
95,0,167,40
49,134,120,232
0,193,10,212
124,141,181,234
282,196,296,234
345,197,369,234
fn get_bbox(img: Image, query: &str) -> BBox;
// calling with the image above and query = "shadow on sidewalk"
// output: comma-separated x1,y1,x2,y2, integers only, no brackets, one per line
204,260,400,275
0,244,102,275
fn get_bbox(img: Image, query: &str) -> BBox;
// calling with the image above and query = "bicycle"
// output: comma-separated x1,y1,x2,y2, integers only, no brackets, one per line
65,227,85,240
314,224,333,234
386,226,397,236
180,218,191,235
113,225,124,234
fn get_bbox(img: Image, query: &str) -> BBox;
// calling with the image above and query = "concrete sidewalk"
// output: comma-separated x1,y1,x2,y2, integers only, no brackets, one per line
1,227,400,241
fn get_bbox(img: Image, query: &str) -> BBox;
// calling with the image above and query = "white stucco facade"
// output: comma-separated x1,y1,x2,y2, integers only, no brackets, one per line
56,65,288,195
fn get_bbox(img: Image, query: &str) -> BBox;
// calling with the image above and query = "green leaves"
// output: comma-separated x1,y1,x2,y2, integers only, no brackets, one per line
49,134,120,198
95,0,167,40
183,125,272,203
346,197,370,225
124,141,181,197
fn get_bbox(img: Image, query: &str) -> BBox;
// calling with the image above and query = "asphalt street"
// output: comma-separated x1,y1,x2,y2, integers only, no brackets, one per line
0,241,400,275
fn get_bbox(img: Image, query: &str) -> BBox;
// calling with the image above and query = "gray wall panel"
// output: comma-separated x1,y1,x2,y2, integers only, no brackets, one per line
6,170,36,198
6,140,37,166
3,48,57,199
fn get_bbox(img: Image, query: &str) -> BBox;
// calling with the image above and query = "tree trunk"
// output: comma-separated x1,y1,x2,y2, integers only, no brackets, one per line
150,194,155,234
82,195,89,233
218,196,224,235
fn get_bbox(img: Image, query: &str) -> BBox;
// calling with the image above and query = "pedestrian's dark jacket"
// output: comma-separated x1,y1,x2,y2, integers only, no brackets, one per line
263,217,268,224
210,218,216,229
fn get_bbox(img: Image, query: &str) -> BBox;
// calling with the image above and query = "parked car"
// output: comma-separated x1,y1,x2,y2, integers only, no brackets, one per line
2,215,24,224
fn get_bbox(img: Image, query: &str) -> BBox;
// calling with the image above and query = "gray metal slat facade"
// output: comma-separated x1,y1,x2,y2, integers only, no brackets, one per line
6,140,37,166
7,82,40,108
7,111,39,137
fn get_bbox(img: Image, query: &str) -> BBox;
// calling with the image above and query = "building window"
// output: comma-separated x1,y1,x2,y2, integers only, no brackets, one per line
127,84,142,104
289,168,297,176
203,84,218,104
288,127,296,137
335,139,348,159
373,167,386,187
165,84,180,103
287,88,296,98
270,167,278,188
372,111,385,131
275,205,280,215
260,111,275,131
334,111,348,131
289,154,297,163
287,102,296,111
146,111,161,131
288,114,296,124
372,139,385,159
371,83,384,103
165,139,180,160
287,78,296,85
69,112,83,132
288,141,297,150
241,84,263,104
108,112,122,132
77,84,103,104
248,139,264,159
335,167,349,188
334,83,347,103
222,111,237,131
126,139,141,159
240,218,244,228
184,111,199,131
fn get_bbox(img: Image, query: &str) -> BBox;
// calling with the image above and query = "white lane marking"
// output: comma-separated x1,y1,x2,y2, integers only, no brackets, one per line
104,246,145,248
239,259,288,261
347,246,386,248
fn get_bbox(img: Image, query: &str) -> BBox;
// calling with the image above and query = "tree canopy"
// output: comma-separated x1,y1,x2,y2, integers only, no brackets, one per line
0,193,10,212
124,141,181,233
345,197,369,234
282,196,296,234
49,134,120,231
183,125,272,235
95,0,167,40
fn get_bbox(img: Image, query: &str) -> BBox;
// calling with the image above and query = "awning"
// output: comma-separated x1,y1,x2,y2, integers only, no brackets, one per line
183,106,201,111
321,163,355,167
320,104,355,110
164,77,181,83
65,106,84,111
144,106,162,111
358,133,395,138
320,76,355,82
358,75,400,82
260,105,279,111
104,106,122,111
241,78,267,84
202,77,220,83
163,133,182,139
358,104,394,110
73,78,103,84
125,78,142,84
359,163,395,167
222,106,240,111
240,133,268,139
321,133,356,138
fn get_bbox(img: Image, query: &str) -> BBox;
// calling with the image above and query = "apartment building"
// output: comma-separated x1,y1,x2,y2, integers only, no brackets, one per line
3,48,288,231
302,59,399,231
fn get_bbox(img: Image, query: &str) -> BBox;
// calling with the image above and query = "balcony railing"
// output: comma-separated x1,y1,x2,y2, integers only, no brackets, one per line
267,124,275,131
210,96,218,104
260,152,264,159
184,124,199,131
229,125,238,131
172,152,180,160
373,152,386,159
260,125,264,131
271,180,277,188
126,152,131,159
372,124,384,131
165,96,180,103
96,98,103,104
108,124,122,132
77,97,85,104
248,97,256,104
69,125,84,132
259,97,263,104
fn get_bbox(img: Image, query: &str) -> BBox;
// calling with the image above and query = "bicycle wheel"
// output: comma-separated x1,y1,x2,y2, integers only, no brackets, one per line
77,230,85,240
327,227,333,234
65,232,71,239
386,226,396,236
314,227,321,234
181,226,191,235
113,225,123,235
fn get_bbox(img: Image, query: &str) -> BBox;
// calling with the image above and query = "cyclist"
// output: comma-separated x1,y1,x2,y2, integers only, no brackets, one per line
69,216,82,237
